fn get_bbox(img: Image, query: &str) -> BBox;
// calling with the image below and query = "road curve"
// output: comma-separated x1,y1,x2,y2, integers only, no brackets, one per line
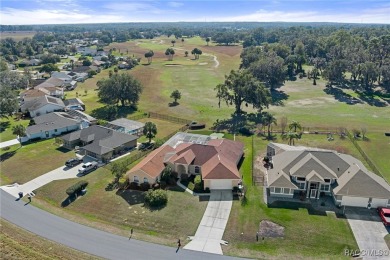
0,190,244,260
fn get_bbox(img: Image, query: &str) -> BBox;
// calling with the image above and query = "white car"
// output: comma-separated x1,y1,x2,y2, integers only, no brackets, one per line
78,162,98,174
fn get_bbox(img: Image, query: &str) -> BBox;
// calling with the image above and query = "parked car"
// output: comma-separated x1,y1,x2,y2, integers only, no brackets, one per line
138,143,154,151
65,158,83,167
78,161,98,175
377,207,390,226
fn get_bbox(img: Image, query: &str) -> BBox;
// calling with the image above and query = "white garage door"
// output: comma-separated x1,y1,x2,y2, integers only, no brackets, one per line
371,198,388,208
210,180,232,190
342,196,369,207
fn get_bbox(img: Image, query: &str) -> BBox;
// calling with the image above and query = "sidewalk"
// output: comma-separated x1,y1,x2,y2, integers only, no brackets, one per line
0,139,19,149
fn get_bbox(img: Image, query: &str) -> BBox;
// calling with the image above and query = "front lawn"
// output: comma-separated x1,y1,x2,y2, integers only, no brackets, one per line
0,139,75,184
0,118,30,142
222,135,358,259
33,164,207,247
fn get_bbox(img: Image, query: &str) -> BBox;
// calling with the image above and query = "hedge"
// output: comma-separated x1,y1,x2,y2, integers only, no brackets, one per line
66,180,88,196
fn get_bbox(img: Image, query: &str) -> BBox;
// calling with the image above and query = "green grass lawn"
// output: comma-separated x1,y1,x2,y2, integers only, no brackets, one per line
357,132,390,182
223,135,357,259
0,118,30,142
33,164,207,247
0,139,75,184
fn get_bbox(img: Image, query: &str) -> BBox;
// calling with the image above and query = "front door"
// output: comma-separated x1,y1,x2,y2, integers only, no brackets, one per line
310,189,317,198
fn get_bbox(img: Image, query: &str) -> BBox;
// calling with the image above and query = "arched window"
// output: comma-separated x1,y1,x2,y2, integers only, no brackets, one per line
195,166,200,174
144,177,148,183
133,176,139,183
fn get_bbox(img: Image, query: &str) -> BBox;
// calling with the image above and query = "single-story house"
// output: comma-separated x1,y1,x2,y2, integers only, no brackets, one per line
20,58,41,66
21,95,65,118
66,110,97,125
25,112,86,140
61,125,138,162
51,72,72,83
106,118,144,136
35,77,65,89
266,143,390,208
64,98,85,111
126,133,244,189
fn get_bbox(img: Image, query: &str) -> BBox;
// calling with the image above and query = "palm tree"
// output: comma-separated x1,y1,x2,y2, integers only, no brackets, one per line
262,112,277,139
12,124,26,147
143,122,157,143
284,132,299,146
171,40,176,47
184,51,189,57
289,120,302,132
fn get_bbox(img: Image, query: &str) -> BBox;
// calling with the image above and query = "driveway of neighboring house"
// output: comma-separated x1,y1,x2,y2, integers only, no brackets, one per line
0,156,96,198
0,138,20,148
184,190,232,255
345,208,390,259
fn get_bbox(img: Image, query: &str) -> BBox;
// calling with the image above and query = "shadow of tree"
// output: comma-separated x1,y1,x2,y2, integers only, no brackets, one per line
0,121,10,133
323,86,362,105
0,150,16,162
211,113,248,133
91,105,137,120
270,88,289,106
116,189,145,206
357,92,388,107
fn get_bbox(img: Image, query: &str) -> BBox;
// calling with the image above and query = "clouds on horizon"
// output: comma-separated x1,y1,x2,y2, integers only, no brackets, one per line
0,0,389,25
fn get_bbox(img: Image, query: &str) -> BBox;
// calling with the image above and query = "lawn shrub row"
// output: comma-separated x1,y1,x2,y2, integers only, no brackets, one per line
66,181,88,196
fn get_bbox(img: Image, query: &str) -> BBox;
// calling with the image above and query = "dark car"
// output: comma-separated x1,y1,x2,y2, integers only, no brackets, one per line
65,158,83,167
377,207,390,226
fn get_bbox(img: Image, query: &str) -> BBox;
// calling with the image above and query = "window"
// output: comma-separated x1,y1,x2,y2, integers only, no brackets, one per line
297,177,305,182
324,179,330,183
274,187,282,193
320,184,330,191
194,166,200,174
133,176,139,183
54,129,57,132
270,187,275,192
336,195,342,200
283,188,290,194
143,177,148,183
297,182,305,189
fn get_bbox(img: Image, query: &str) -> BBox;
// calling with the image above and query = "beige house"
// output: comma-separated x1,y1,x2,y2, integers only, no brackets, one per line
126,137,244,190
266,143,390,208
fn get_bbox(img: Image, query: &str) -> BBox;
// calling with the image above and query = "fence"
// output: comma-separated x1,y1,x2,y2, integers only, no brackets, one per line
149,112,192,125
345,129,384,179
127,113,148,121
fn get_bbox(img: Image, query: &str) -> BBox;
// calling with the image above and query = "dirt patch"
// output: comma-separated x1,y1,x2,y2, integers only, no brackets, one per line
258,220,285,238
287,97,337,107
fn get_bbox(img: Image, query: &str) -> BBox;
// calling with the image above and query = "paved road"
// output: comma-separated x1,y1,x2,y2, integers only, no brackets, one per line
185,190,232,255
0,190,244,260
346,208,390,260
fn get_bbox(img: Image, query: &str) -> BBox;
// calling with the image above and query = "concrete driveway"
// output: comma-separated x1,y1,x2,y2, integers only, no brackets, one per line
0,138,20,148
184,190,232,255
345,208,390,259
1,156,96,198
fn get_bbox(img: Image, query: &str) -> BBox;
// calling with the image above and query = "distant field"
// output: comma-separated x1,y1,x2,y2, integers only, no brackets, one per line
0,31,36,40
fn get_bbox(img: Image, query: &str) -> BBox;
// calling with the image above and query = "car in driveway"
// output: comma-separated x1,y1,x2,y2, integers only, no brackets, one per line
65,158,83,167
377,207,390,226
78,161,98,175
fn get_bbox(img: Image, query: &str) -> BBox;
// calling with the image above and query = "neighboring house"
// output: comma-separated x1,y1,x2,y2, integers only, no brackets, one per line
21,95,65,118
35,77,65,88
266,143,390,208
61,125,138,162
92,60,105,67
25,112,85,140
7,63,16,70
106,118,144,136
126,133,244,189
64,98,85,111
51,72,72,83
118,62,129,69
66,110,97,125
20,89,47,103
77,47,97,56
20,58,41,66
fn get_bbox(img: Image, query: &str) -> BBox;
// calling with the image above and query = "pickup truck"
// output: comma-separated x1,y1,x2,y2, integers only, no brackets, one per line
78,161,98,175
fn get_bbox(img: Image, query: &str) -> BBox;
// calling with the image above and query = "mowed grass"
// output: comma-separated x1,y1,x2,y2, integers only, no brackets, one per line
137,118,184,139
0,219,99,260
358,132,390,182
0,118,30,142
0,31,36,40
0,139,75,184
33,165,207,247
223,135,357,259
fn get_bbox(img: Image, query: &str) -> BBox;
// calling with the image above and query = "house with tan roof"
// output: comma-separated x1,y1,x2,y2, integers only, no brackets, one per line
126,135,244,189
266,143,390,208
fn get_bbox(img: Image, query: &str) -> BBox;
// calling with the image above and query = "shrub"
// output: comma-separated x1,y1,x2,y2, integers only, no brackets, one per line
129,181,139,190
187,181,195,191
239,127,252,136
159,180,167,189
66,181,88,196
144,189,168,207
194,175,203,192
140,182,151,191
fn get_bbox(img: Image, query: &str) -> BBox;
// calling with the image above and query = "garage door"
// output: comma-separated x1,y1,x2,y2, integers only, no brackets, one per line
371,198,388,208
209,180,232,190
342,196,369,207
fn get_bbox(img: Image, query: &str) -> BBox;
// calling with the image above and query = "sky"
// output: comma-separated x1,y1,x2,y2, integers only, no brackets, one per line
0,0,389,25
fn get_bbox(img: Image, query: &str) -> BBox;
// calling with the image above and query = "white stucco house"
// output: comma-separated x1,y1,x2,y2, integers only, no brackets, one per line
266,143,390,208
21,95,65,118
